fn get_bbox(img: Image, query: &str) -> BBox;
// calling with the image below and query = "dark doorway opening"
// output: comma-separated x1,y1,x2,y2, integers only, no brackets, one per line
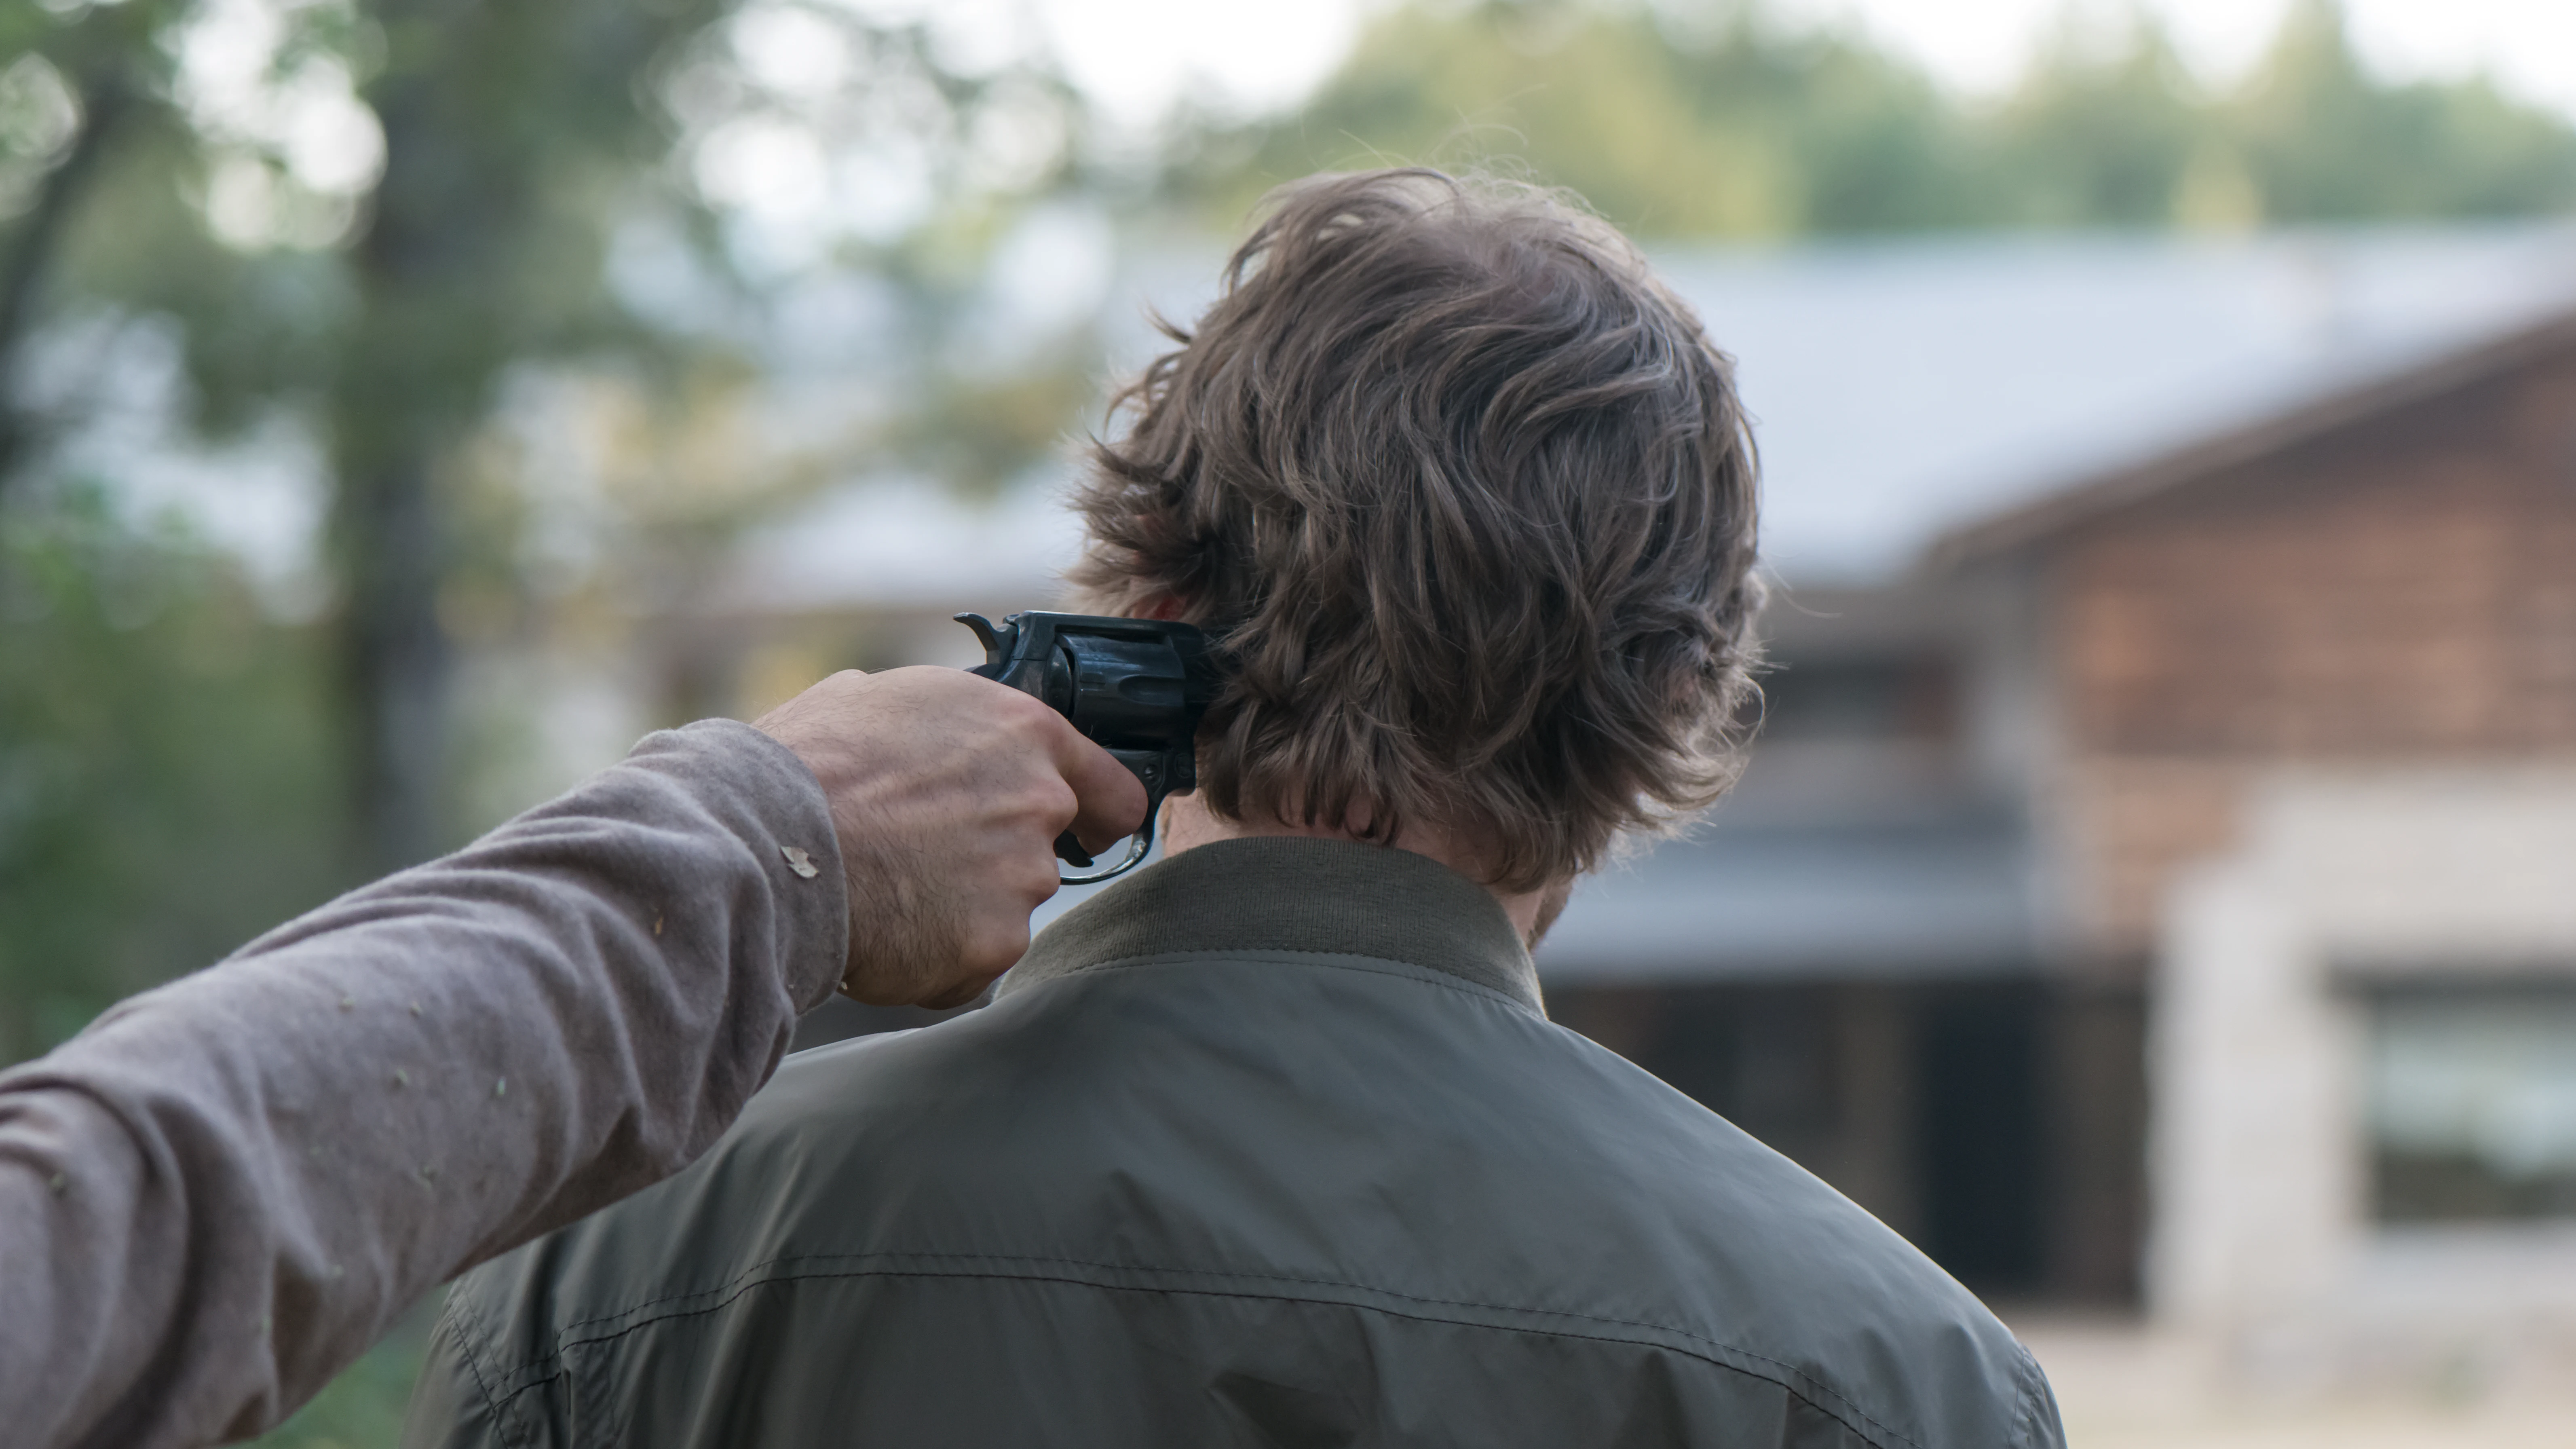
1913,985,2046,1294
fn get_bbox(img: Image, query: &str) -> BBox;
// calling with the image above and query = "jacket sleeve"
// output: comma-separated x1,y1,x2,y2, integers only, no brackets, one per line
0,719,851,1449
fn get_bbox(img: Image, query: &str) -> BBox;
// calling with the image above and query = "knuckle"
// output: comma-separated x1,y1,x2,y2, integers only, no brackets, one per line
994,686,1056,732
1036,777,1080,822
1019,855,1063,904
990,683,1050,722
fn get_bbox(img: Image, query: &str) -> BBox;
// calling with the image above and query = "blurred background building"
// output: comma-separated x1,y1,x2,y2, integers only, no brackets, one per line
8,0,2576,1442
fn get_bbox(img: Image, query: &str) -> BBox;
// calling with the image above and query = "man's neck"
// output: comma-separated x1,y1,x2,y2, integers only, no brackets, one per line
1158,795,1569,948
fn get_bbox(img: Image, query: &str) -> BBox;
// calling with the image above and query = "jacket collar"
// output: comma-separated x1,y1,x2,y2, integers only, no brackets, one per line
998,836,1546,1015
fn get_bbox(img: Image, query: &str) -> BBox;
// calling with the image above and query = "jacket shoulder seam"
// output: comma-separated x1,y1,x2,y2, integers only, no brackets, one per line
2011,1342,2059,1448
437,1289,538,1448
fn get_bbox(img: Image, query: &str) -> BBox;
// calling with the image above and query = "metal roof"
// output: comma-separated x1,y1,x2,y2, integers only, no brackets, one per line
729,220,2576,610
1535,808,2039,984
1651,224,2576,584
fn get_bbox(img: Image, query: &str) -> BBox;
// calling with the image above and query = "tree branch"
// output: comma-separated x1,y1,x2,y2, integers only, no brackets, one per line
0,65,132,494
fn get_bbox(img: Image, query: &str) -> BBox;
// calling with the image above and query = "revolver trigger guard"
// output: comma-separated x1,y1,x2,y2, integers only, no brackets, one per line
1057,832,1153,887
1055,786,1164,886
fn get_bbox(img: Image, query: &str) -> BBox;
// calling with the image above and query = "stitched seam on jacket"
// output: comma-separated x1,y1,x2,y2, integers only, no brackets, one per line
1030,949,1539,1015
440,1292,532,1449
2012,1343,2054,1449
502,1250,1926,1449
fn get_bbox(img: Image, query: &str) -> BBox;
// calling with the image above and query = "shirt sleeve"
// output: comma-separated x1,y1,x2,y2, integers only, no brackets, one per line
0,718,851,1449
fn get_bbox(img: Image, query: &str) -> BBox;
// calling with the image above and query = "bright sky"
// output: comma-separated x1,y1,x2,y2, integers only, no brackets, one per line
1029,0,2576,127
1033,0,1369,127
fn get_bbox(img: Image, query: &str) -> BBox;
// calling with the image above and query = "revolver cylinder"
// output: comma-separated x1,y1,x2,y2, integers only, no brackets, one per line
956,611,1222,884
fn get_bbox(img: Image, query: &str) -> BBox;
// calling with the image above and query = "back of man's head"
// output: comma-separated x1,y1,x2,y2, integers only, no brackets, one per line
1069,168,1762,893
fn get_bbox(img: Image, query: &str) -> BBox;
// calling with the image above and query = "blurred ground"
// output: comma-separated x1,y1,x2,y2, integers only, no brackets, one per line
2013,1312,2576,1448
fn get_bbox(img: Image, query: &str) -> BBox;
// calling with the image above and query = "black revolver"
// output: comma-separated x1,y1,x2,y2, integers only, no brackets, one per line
956,611,1223,884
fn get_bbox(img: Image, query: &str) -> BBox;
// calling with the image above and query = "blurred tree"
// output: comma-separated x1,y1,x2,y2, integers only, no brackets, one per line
0,0,183,484
325,0,733,872
1,0,1097,883
1166,1,1979,237
1984,11,2206,228
2226,0,2576,224
0,0,744,877
0,0,1099,1072
0,488,341,1063
1167,0,2576,238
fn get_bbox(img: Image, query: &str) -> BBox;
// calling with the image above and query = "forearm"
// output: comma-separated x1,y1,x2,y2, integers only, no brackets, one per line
0,720,848,1449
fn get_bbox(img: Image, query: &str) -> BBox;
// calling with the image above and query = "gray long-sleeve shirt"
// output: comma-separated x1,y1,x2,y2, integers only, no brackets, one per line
0,720,849,1449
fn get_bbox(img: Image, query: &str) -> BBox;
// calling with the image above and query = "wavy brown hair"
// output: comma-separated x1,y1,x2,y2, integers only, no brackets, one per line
1067,169,1763,891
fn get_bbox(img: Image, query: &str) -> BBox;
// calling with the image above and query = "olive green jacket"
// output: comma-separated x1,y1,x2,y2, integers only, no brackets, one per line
404,838,2063,1448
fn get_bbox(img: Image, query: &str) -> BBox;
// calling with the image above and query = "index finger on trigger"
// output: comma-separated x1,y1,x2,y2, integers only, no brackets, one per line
1050,720,1149,853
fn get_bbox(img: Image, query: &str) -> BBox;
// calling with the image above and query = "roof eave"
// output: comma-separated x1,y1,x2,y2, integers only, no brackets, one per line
1926,305,2576,572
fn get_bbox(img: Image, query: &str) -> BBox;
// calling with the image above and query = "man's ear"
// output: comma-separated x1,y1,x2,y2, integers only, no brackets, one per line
1135,592,1186,622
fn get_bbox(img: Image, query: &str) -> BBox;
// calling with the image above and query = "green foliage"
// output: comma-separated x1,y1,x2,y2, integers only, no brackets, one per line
1172,3,1970,237
1168,0,2576,238
242,1301,434,1449
0,0,1111,1035
1985,15,2207,227
2226,0,2576,223
0,487,344,1063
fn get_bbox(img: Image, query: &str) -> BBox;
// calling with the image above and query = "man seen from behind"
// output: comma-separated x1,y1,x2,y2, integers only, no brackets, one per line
403,169,2065,1449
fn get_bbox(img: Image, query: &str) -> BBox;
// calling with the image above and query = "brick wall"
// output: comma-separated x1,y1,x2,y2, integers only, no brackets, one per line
2042,348,2576,952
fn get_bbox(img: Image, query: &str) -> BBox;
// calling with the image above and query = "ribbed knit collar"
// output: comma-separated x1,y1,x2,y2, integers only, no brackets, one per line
997,836,1544,1016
